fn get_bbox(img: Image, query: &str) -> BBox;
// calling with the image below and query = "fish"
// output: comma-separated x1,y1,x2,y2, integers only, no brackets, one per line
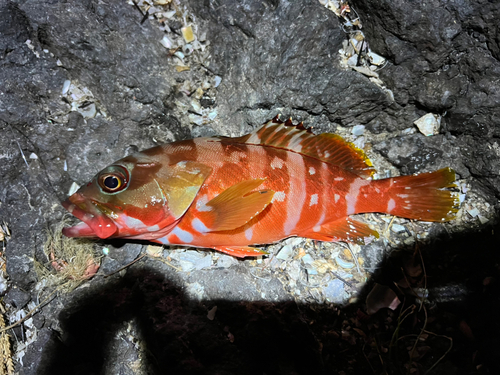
62,116,460,258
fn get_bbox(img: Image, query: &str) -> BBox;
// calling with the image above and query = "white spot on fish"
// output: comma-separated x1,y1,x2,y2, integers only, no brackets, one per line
245,227,253,241
156,236,170,245
284,154,307,235
387,198,396,213
313,212,326,232
334,194,340,203
122,215,146,229
271,156,284,170
309,194,318,206
272,191,286,203
147,225,160,232
171,227,194,243
334,177,344,181
196,195,212,212
192,218,209,234
397,194,409,198
230,151,247,163
308,167,316,175
345,180,371,215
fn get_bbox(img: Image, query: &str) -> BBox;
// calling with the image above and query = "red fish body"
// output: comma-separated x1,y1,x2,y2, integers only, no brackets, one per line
62,116,459,257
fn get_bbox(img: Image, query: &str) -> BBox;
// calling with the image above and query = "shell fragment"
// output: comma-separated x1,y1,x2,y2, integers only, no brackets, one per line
414,113,441,136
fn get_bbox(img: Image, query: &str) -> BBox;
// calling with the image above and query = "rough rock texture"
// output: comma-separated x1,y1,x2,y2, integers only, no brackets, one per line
0,0,499,373
352,0,500,199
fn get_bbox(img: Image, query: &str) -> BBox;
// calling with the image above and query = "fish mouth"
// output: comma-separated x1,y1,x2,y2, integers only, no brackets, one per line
62,193,118,239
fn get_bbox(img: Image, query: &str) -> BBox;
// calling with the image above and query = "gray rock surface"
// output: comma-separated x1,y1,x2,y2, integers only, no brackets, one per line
0,0,499,373
352,0,500,198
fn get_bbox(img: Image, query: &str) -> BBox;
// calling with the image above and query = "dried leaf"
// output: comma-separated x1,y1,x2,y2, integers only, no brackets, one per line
366,283,401,315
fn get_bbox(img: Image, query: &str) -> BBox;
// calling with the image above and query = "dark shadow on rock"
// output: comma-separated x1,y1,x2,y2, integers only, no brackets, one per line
35,220,500,375
36,266,325,375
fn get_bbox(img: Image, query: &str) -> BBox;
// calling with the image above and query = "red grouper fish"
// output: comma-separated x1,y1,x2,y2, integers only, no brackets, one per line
62,116,460,258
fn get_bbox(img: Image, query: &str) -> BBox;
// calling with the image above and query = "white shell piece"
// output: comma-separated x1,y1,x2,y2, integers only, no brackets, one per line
174,51,185,60
68,182,80,196
164,10,176,18
352,65,379,78
159,35,173,49
346,55,358,67
190,99,202,113
351,125,365,136
367,51,386,66
62,80,71,95
414,113,441,136
78,102,96,118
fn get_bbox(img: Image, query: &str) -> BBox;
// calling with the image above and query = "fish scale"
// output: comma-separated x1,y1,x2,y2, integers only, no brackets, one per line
62,116,460,258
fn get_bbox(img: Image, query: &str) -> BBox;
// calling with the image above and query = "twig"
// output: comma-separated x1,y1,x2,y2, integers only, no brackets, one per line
0,288,60,333
104,253,147,278
8,125,29,168
423,330,453,374
149,254,183,272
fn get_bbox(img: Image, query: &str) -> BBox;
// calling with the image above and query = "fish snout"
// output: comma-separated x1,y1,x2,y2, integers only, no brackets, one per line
62,193,118,239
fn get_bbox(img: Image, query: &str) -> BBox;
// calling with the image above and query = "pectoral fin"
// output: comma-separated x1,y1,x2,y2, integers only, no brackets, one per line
301,217,379,245
201,179,275,232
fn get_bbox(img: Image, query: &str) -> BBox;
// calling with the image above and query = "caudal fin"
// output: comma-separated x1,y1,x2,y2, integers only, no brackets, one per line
375,168,460,222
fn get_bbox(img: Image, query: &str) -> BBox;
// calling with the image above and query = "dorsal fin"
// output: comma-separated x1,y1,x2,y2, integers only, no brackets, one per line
230,115,374,178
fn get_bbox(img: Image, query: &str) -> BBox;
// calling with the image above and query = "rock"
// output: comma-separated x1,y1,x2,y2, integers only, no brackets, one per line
352,0,500,196
4,286,31,309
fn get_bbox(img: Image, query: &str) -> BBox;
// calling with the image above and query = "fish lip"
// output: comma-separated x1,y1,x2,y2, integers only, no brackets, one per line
62,193,118,239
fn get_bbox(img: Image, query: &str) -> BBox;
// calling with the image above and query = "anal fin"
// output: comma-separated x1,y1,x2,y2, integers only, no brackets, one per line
301,217,379,245
213,245,268,258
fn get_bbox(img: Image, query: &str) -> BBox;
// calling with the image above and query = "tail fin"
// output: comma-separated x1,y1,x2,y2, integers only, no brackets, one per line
374,168,460,222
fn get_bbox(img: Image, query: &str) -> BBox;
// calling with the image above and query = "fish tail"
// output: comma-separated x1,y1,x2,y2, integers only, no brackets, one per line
374,167,460,222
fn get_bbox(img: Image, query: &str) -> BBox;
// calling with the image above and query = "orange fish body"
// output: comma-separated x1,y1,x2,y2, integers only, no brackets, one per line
62,116,459,257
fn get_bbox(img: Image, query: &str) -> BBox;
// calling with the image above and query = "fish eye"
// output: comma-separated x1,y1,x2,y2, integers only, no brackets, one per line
98,166,129,194
104,175,120,189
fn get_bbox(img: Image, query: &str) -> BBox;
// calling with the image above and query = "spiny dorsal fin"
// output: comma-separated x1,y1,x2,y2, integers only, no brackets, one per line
231,115,374,178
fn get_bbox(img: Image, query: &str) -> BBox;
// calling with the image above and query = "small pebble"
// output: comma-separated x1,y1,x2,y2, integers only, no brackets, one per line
324,279,347,303
276,244,293,260
62,80,71,95
467,208,480,217
217,254,239,268
414,113,440,136
391,224,406,233
351,125,365,136
302,254,314,265
478,215,489,224
207,306,217,320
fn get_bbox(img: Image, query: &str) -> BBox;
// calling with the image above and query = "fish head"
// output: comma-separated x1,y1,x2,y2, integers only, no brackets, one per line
62,152,212,240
